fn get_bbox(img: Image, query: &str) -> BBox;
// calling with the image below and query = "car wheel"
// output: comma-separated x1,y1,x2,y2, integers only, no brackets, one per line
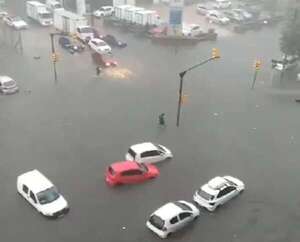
193,215,199,220
166,232,172,238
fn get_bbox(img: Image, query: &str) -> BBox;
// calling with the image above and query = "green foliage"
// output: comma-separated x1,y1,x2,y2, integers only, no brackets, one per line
280,8,300,56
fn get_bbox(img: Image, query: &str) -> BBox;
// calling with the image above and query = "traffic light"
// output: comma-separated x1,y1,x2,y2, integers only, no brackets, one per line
212,48,220,59
51,52,59,63
254,60,261,70
181,94,188,105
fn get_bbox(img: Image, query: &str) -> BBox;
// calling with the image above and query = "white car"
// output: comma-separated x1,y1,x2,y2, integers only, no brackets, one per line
94,6,114,17
146,200,200,238
3,16,28,29
126,142,173,164
76,25,95,42
213,0,232,9
0,10,8,19
182,24,204,37
0,76,19,94
232,9,253,20
206,10,230,25
17,170,69,218
193,175,245,211
196,4,212,15
88,38,111,54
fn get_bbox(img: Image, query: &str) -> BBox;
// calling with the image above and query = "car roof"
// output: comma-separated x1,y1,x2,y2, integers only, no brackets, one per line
110,161,140,172
18,170,54,193
208,176,228,190
91,38,105,43
130,142,158,153
153,202,184,220
0,76,14,83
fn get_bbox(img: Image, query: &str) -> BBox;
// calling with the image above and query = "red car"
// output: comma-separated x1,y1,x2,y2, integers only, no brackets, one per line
105,161,159,186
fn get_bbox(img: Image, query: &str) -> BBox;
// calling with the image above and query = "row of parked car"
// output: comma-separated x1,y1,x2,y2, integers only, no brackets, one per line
16,141,245,239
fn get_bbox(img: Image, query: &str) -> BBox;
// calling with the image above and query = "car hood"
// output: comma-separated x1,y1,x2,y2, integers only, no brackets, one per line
40,195,68,215
147,164,160,176
14,21,27,26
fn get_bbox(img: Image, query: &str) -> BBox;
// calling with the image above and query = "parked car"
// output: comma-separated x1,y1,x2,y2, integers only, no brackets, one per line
232,8,253,21
213,0,232,9
0,10,8,19
58,36,84,54
146,200,200,238
196,4,212,15
88,38,111,54
76,25,95,43
182,24,205,37
105,161,159,186
3,16,28,29
126,142,173,164
223,10,244,23
193,175,245,211
0,76,19,94
206,10,230,25
99,34,127,48
93,6,114,18
17,169,69,218
271,55,299,71
91,52,117,68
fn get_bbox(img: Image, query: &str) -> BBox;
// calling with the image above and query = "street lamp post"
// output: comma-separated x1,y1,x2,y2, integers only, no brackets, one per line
50,33,58,81
176,49,220,127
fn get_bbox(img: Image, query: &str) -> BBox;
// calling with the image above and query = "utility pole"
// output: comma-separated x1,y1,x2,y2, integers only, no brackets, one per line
50,33,58,81
176,48,220,127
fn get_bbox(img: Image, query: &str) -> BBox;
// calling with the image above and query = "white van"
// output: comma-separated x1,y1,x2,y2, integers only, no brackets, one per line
0,76,19,94
17,170,69,218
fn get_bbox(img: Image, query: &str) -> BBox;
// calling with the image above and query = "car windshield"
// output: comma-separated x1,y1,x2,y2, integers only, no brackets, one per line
37,187,60,204
3,80,15,87
40,13,52,19
155,144,165,153
138,163,148,172
224,178,237,186
80,27,93,33
149,215,164,230
173,201,192,211
199,190,214,200
96,41,107,47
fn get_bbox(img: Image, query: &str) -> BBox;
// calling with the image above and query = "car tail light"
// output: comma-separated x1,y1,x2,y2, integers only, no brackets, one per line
105,62,110,67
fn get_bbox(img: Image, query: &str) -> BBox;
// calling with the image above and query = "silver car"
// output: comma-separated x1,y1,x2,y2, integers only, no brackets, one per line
0,76,19,94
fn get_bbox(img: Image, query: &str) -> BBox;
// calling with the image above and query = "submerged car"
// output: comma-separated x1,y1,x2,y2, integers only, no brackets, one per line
58,36,85,54
105,161,159,186
99,34,127,48
0,76,19,94
146,200,200,238
193,175,245,211
126,142,173,164
17,169,69,218
3,16,28,29
206,10,230,25
88,38,111,54
91,52,117,68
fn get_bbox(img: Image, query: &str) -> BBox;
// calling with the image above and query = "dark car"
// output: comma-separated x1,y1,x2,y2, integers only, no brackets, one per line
58,36,84,54
99,34,127,48
91,52,118,68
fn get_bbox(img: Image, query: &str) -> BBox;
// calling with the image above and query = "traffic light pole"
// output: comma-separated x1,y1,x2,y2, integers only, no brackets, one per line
251,69,258,89
176,57,215,127
50,33,58,81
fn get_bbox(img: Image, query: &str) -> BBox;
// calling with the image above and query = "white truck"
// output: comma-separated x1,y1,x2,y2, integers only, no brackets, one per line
54,9,88,34
113,0,135,7
134,10,160,26
46,0,63,12
26,1,53,26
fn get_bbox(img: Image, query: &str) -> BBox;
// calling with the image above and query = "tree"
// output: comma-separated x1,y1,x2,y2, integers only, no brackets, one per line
280,7,300,56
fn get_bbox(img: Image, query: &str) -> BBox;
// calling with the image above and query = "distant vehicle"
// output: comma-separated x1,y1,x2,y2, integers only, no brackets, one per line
105,161,159,186
0,76,19,94
213,0,232,9
0,10,8,19
58,36,85,54
196,4,212,15
206,10,230,25
126,142,173,164
88,38,111,54
99,34,127,48
26,1,53,26
232,8,253,21
193,175,245,211
182,24,204,37
223,10,244,23
54,10,88,34
46,0,63,12
91,52,117,68
271,55,299,71
17,170,69,218
3,16,28,29
93,6,114,17
76,25,95,42
146,200,200,238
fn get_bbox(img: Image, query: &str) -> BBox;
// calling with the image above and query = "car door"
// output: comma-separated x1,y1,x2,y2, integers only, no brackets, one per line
169,216,179,232
178,212,193,229
120,169,143,184
218,186,236,204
